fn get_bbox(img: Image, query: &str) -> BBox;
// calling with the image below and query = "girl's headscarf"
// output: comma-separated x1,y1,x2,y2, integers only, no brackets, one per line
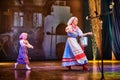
19,32,28,39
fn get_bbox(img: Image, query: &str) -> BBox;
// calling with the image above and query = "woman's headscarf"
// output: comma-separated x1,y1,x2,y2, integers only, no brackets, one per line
67,17,77,25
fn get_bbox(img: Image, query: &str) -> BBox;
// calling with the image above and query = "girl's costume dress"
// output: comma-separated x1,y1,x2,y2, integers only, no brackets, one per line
17,40,30,64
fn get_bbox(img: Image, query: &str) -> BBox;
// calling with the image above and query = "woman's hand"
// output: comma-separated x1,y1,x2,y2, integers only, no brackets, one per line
87,32,93,35
82,32,93,37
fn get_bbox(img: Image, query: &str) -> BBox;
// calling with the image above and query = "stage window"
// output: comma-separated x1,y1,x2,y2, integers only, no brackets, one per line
33,13,42,27
13,12,24,27
54,1,66,6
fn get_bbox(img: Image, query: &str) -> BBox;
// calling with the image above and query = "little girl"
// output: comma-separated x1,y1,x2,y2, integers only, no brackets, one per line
14,32,34,70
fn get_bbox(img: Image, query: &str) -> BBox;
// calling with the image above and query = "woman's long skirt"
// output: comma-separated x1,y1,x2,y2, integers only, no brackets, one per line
62,37,88,67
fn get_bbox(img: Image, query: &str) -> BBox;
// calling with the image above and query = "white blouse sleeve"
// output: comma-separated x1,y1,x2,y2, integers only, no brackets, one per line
20,40,25,46
78,27,83,37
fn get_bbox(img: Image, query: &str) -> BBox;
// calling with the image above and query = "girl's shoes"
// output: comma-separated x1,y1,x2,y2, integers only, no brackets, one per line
26,65,31,70
14,63,18,69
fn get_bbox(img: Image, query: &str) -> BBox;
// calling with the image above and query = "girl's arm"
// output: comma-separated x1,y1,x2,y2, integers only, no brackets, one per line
21,40,33,48
25,40,34,49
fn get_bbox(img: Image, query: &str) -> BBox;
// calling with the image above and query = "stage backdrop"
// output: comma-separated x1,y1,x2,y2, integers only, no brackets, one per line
0,1,93,61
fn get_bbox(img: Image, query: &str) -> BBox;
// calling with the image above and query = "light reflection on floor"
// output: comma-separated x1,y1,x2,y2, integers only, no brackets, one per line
0,60,120,80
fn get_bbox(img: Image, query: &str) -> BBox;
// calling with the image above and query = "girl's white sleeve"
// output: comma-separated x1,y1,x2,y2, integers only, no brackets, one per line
20,40,25,46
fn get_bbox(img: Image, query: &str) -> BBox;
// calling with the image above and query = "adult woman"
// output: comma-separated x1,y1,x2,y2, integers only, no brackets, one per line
62,17,92,71
14,32,34,70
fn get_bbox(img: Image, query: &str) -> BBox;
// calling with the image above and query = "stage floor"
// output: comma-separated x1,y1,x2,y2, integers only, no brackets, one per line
0,60,120,80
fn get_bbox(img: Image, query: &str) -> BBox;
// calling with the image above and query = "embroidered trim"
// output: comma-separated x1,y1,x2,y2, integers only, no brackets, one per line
75,53,86,60
62,58,76,62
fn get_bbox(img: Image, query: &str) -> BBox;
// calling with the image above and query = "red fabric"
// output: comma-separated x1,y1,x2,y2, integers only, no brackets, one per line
62,58,76,62
75,53,86,60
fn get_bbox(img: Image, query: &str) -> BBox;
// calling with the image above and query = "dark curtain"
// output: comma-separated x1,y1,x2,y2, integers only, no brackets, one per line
101,0,112,59
111,0,120,60
82,0,93,60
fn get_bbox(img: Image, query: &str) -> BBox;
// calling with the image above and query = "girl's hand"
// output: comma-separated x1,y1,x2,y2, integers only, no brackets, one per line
30,45,34,49
28,45,34,49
